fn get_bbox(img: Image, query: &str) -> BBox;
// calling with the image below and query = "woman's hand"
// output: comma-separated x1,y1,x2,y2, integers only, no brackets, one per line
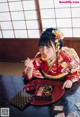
23,58,34,80
24,58,33,69
62,80,73,89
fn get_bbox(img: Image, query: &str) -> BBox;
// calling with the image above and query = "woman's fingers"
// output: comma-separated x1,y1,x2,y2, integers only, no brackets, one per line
62,82,66,89
62,80,72,89
24,58,33,68
24,58,30,67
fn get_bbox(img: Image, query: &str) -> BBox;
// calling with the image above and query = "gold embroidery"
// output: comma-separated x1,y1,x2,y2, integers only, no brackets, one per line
61,62,68,68
47,58,57,73
42,70,68,79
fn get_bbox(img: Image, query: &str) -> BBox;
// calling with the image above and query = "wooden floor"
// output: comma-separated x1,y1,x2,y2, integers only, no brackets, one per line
0,62,24,76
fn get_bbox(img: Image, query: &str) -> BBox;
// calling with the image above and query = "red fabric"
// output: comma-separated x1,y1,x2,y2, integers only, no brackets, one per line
23,47,80,82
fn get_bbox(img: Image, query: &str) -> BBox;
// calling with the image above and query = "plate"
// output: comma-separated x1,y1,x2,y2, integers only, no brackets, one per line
23,79,65,106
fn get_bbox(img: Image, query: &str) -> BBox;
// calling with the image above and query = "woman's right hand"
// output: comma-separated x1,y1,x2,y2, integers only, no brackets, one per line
24,58,34,69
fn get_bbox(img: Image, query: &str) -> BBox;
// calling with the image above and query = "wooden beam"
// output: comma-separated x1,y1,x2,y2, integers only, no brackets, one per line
35,0,43,34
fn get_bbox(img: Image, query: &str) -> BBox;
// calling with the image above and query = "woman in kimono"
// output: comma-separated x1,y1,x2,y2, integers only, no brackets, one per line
23,28,80,89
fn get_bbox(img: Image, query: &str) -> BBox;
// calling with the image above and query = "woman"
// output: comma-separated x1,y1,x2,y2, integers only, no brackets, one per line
23,28,80,89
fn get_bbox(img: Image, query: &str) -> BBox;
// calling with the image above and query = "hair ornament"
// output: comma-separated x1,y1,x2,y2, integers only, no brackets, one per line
56,41,60,48
52,30,64,41
52,29,64,52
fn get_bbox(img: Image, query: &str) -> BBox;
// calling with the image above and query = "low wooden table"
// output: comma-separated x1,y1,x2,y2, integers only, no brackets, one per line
0,74,80,117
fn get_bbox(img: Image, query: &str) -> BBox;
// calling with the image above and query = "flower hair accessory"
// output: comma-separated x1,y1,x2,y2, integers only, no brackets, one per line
52,30,64,52
52,30,64,41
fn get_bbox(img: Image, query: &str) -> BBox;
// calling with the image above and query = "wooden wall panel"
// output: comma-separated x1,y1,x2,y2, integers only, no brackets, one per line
0,38,80,62
0,39,39,62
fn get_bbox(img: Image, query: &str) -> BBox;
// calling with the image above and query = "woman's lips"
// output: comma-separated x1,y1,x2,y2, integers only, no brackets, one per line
41,54,47,61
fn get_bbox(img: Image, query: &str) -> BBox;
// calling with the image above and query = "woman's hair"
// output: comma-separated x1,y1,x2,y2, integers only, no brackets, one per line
39,28,64,49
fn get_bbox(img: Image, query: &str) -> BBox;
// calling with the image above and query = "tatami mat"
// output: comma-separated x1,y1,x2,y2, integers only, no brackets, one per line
0,62,24,76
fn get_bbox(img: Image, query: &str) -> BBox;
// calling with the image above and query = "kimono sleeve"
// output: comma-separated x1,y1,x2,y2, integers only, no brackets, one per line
63,47,80,82
32,52,43,78
33,52,41,69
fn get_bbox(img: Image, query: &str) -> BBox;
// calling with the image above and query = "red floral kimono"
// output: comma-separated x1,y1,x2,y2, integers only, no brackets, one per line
31,47,80,82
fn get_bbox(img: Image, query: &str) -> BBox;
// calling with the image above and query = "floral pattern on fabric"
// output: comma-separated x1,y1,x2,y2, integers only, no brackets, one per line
32,47,80,82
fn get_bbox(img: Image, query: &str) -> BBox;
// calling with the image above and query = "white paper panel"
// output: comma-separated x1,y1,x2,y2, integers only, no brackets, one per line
27,20,39,29
0,0,7,2
0,31,2,38
57,19,72,28
9,2,23,11
0,12,11,21
39,0,54,8
1,22,13,29
11,12,24,20
15,30,28,38
28,30,40,38
55,8,71,18
25,11,38,20
73,29,80,37
8,0,20,1
0,3,9,12
2,30,14,38
42,19,56,28
13,21,26,29
41,9,55,18
72,8,80,17
23,0,36,10
0,0,80,38
72,19,80,27
59,28,72,37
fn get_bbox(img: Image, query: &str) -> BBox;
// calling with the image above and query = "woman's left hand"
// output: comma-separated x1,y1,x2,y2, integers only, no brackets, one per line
62,80,73,89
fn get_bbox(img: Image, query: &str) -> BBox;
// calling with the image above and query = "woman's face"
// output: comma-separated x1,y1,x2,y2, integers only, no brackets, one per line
39,42,56,60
